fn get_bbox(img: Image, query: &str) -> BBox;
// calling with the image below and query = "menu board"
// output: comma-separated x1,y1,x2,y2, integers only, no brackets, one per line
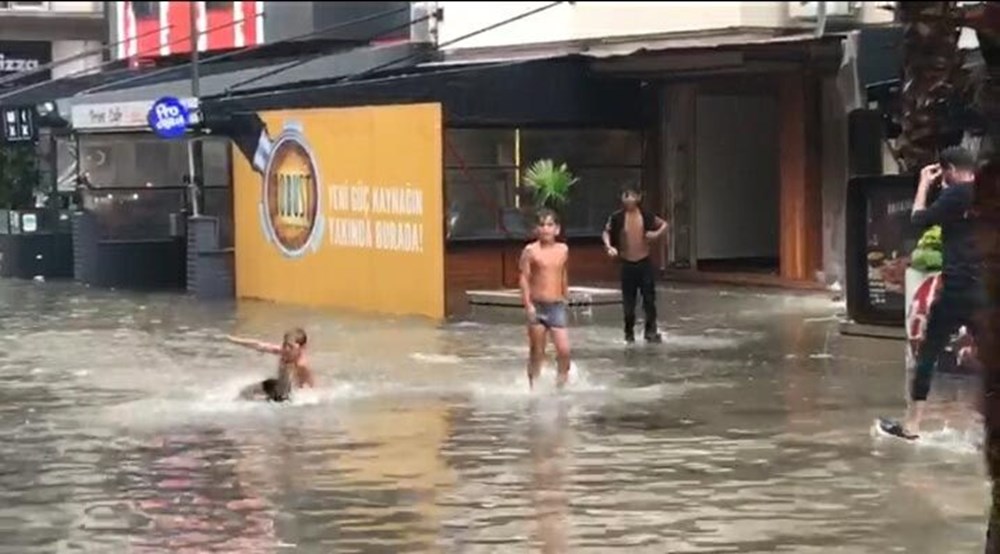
846,174,921,326
865,186,917,311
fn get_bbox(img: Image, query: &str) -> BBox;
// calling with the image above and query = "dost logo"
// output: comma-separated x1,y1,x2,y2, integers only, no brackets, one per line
259,122,324,258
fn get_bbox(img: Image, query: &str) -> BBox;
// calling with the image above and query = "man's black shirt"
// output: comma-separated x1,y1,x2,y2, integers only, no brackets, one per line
912,182,980,286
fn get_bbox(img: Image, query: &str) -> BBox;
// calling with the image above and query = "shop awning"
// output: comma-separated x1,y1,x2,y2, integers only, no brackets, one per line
0,68,144,110
581,32,846,77
60,41,429,116
201,55,643,129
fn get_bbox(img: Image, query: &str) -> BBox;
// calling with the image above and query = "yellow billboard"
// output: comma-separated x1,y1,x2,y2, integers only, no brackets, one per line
232,103,444,319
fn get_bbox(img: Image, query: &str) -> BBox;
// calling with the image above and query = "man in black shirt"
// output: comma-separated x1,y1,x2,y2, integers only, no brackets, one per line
891,147,984,439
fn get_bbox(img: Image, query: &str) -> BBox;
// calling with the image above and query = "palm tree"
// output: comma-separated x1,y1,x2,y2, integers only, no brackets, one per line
963,4,1000,549
895,3,1000,548
895,1,968,172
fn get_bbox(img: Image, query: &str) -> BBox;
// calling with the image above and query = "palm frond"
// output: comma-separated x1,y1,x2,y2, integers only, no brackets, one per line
522,159,578,209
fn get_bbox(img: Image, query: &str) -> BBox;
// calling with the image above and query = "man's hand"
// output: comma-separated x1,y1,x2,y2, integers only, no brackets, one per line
645,230,659,241
525,303,537,323
605,245,619,258
913,164,941,215
920,163,942,188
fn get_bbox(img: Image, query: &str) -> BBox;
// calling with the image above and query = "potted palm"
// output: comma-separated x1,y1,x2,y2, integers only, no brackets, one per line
521,159,578,237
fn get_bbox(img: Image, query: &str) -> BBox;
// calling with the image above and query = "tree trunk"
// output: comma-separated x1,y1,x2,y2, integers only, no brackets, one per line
896,1,968,172
969,3,1000,551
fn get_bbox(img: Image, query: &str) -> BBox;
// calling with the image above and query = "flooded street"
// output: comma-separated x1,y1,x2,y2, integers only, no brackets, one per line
0,279,988,553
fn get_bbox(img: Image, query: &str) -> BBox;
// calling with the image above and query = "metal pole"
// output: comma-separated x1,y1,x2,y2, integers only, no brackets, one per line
188,1,202,217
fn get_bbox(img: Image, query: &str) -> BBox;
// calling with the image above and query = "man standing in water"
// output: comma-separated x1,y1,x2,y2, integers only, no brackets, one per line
602,184,669,344
885,147,984,440
520,209,572,390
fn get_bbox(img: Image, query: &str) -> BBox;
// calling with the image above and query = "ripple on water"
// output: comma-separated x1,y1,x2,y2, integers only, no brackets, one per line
0,280,988,552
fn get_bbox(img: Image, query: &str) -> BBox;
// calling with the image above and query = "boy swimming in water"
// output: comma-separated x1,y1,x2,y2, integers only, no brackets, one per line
519,209,572,390
228,328,316,402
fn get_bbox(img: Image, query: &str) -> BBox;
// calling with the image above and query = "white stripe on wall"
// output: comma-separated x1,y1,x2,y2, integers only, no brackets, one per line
255,1,264,45
159,1,170,56
127,3,138,58
116,1,127,59
233,1,245,48
197,1,208,52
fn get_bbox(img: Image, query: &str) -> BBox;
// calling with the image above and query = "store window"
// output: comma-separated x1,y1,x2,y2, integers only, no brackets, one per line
76,135,232,241
132,1,158,19
445,127,643,240
444,129,517,240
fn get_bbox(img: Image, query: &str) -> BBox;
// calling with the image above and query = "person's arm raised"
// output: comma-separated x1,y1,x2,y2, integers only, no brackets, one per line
226,335,282,354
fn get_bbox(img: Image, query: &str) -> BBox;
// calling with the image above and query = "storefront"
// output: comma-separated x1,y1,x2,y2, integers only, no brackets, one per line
63,97,231,290
203,56,646,318
0,40,52,89
582,36,846,289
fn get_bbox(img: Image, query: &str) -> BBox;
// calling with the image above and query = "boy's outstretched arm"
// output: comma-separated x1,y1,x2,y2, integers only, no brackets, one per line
226,335,282,354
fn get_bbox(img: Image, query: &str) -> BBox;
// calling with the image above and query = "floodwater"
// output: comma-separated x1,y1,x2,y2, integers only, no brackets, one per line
0,279,988,553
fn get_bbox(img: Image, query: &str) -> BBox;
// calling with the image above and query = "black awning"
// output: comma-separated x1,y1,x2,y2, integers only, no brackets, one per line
0,53,312,110
202,55,644,129
63,42,426,115
0,69,136,109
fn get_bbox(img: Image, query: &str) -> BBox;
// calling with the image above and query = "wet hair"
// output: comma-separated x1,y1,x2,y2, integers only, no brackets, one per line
283,328,308,348
939,146,976,172
535,209,560,226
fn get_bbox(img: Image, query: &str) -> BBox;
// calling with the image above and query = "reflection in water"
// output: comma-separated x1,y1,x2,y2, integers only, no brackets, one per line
529,399,571,554
0,280,990,552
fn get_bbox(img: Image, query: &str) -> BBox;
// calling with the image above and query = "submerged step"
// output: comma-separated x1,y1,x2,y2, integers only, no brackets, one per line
466,286,622,307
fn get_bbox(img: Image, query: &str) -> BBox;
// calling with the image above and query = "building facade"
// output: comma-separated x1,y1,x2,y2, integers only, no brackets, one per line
107,1,413,63
423,1,900,292
23,1,970,317
0,1,105,86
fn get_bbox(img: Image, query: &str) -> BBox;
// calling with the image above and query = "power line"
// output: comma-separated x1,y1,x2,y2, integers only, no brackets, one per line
76,6,410,99
341,2,565,85
224,1,566,97
224,6,434,94
0,25,168,89
0,13,264,103
210,58,531,106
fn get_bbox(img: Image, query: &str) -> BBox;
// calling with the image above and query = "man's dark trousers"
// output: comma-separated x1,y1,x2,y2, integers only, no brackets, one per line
621,257,657,340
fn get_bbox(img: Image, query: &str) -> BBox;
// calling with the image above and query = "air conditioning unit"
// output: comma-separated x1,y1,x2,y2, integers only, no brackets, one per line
789,1,860,20
410,2,439,45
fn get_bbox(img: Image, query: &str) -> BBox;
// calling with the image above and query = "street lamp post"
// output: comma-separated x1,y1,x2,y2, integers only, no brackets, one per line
187,1,203,217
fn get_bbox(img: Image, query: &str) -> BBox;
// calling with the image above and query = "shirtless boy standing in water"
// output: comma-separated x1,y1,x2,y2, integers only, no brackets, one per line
519,210,572,390
228,328,316,402
602,184,669,344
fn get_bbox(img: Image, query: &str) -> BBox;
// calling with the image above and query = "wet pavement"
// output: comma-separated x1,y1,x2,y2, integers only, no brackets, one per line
0,279,988,553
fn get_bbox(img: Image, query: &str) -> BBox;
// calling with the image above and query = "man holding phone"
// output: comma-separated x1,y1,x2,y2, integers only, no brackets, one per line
886,146,984,439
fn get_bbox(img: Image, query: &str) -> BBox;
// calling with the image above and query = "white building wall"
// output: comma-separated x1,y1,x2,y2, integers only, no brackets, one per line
433,2,777,51
51,39,102,78
49,1,101,12
432,1,892,52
